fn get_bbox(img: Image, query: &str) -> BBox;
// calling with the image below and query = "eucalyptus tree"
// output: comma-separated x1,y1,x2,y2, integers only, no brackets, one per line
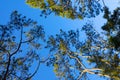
2,1,119,80
45,22,120,80
25,0,120,79
26,0,103,19
0,11,47,80
45,8,120,79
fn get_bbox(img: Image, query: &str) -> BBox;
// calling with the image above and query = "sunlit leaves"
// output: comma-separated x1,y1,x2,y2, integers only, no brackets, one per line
53,63,59,73
59,40,67,52
46,23,120,80
47,0,55,6
26,0,46,9
26,0,102,19
45,29,85,79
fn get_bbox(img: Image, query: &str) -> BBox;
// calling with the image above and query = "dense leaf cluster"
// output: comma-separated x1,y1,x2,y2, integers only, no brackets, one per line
102,7,120,49
26,0,102,19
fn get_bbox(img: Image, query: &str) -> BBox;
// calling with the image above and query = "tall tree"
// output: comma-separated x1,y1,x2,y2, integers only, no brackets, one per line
45,22,120,80
41,4,120,80
0,11,47,80
1,2,120,80
26,0,103,19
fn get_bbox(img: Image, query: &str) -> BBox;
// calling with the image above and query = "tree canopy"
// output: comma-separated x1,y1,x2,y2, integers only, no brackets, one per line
0,11,47,80
0,0,120,80
46,23,120,80
26,0,103,19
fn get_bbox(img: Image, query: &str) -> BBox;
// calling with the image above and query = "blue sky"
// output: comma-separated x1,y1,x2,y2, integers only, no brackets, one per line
0,0,119,80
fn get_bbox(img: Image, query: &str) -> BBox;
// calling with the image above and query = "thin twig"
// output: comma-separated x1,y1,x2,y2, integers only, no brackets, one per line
26,56,41,80
21,37,34,43
102,0,106,7
26,53,50,80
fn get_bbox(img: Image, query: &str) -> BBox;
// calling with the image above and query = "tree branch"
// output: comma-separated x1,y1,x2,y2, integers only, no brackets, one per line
26,56,41,80
21,37,34,43
3,51,11,80
85,69,110,78
77,68,110,80
77,71,85,80
26,53,50,80
68,51,86,69
3,27,23,80
11,27,23,56
88,68,102,71
101,0,106,7
67,51,109,80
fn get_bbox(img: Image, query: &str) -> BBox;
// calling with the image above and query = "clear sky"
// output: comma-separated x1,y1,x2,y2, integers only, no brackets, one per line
0,0,119,80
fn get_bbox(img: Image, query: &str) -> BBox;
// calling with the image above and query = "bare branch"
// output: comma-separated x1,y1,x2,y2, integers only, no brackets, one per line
88,68,102,71
77,71,85,80
68,51,86,69
86,69,110,78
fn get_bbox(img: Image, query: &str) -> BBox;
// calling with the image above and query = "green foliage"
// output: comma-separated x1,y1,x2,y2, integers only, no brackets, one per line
1,1,120,80
26,0,46,9
46,29,82,79
0,11,45,80
26,0,102,19
45,23,120,80
25,1,120,79
102,7,120,50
